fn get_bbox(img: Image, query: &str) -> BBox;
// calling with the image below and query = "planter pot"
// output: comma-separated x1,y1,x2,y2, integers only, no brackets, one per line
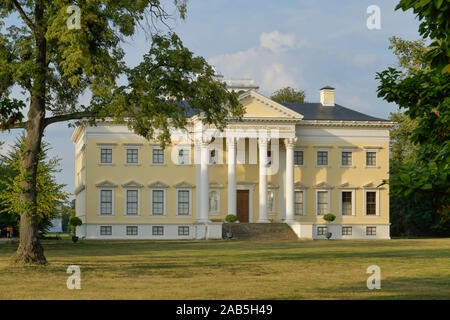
325,232,332,240
226,232,233,240
72,236,79,243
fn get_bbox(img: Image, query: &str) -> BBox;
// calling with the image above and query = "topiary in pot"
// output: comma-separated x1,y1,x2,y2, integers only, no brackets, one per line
323,213,336,240
224,214,238,239
69,216,83,243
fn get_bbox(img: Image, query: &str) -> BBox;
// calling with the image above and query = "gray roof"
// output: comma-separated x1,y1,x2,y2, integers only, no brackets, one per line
280,102,389,121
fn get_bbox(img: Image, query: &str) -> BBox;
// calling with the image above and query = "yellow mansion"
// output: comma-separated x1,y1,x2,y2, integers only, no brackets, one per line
72,82,394,240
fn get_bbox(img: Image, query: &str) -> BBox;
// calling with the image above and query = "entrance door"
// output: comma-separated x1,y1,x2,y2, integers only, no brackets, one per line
237,190,250,222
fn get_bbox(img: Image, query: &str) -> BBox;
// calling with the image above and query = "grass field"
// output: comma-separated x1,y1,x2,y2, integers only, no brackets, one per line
0,238,449,299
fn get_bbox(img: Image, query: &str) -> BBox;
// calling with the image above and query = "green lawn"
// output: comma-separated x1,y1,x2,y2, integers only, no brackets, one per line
0,238,449,299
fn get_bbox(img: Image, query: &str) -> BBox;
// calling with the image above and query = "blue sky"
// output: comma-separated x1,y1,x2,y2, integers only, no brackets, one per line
0,0,421,198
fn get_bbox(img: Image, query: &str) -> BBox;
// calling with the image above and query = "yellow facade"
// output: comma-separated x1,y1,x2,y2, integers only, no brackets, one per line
72,90,394,239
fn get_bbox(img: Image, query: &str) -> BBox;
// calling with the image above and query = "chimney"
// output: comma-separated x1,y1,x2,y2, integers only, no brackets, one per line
320,86,335,106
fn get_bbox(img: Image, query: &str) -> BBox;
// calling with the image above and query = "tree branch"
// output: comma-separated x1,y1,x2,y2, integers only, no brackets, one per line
11,0,36,33
43,111,96,127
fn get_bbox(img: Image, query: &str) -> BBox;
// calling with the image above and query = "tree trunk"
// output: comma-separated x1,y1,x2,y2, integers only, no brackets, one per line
13,2,47,265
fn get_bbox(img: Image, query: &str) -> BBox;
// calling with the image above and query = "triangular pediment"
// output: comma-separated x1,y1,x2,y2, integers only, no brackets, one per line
238,90,303,120
313,181,333,189
173,181,195,188
363,182,384,189
294,181,309,189
338,182,359,189
95,180,118,188
122,180,144,188
148,180,169,188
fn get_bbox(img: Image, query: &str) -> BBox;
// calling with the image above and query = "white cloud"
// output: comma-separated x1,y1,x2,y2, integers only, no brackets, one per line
260,30,297,53
209,30,304,94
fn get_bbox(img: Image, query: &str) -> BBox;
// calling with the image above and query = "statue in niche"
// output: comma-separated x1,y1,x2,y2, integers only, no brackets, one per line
267,191,274,212
209,190,218,212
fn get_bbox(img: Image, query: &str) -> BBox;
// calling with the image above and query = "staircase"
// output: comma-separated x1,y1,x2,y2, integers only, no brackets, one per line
222,223,299,240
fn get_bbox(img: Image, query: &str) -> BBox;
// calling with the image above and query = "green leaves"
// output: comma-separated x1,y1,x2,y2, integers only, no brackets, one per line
270,87,306,103
0,97,25,130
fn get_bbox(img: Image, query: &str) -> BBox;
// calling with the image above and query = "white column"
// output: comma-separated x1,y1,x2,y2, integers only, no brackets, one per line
194,142,201,219
258,137,270,223
285,138,297,222
227,137,237,216
198,139,211,223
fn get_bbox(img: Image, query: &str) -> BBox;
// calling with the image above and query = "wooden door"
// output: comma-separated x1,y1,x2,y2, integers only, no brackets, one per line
237,190,249,222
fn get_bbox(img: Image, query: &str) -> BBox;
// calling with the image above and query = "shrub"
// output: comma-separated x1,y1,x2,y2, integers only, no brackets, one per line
69,216,83,235
225,214,238,223
323,213,336,223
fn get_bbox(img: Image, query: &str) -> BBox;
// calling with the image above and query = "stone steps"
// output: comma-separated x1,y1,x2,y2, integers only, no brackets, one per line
222,223,299,240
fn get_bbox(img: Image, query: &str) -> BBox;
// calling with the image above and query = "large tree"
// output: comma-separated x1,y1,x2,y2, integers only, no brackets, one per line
0,1,242,264
377,0,450,228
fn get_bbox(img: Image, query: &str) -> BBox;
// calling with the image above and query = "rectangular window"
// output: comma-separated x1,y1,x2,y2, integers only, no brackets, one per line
294,191,304,215
317,226,328,236
100,226,112,236
126,190,138,215
152,226,164,236
366,226,376,236
366,152,376,166
342,226,352,235
294,151,303,165
366,192,376,215
267,150,272,166
342,152,352,166
126,149,138,164
126,226,138,236
178,226,189,236
317,191,328,215
317,151,328,166
101,148,112,163
342,191,352,215
178,190,190,215
178,148,190,164
152,190,164,215
100,190,112,215
152,149,164,164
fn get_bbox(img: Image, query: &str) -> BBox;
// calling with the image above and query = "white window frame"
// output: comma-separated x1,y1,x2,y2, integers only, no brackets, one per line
124,188,141,217
97,143,116,166
315,189,331,216
150,144,166,166
294,189,306,216
294,148,305,167
176,188,192,217
340,189,356,216
98,188,115,216
150,188,167,216
364,146,381,168
315,146,332,168
208,188,221,215
364,189,380,216
124,144,142,166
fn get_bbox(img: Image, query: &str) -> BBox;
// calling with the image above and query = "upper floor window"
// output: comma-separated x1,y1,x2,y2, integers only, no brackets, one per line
342,152,352,166
294,151,303,165
101,148,112,164
366,152,376,166
153,149,164,164
126,149,138,164
317,151,328,166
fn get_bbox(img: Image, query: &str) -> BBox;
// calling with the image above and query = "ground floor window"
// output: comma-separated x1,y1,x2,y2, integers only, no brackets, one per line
178,226,189,236
342,226,352,235
126,226,138,236
100,226,112,236
152,226,164,236
317,226,328,235
366,226,376,236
